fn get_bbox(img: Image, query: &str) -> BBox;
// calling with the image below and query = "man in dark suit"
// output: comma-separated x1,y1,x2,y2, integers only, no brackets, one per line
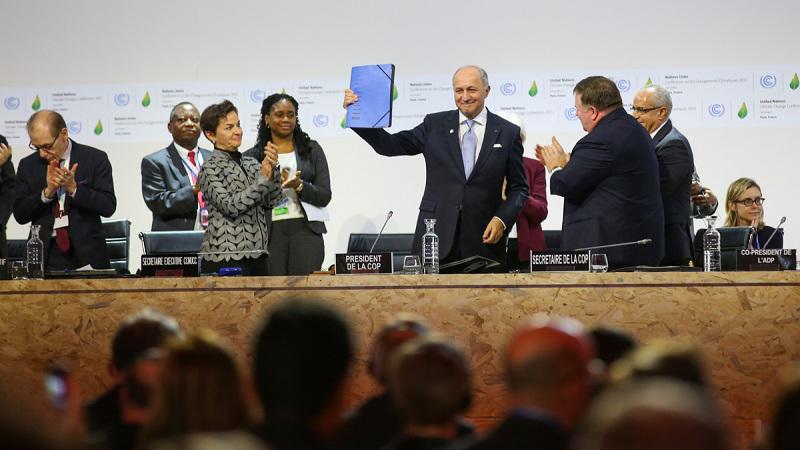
141,102,212,231
14,110,116,270
632,85,695,266
0,135,15,257
538,76,664,268
462,316,594,450
343,66,528,268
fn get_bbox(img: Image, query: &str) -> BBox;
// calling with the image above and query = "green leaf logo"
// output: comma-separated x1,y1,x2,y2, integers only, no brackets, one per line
340,116,347,128
94,120,104,135
141,91,151,107
645,77,653,87
281,88,286,94
528,81,538,97
737,102,748,119
790,73,800,90
391,84,399,101
31,95,41,110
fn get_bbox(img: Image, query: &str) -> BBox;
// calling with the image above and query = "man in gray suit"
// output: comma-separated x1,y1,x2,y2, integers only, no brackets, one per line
141,102,212,231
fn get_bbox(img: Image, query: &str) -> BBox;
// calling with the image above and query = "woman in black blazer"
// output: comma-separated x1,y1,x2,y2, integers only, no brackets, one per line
243,94,332,275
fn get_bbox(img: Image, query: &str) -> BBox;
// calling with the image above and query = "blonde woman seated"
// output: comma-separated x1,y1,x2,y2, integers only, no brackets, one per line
724,177,783,249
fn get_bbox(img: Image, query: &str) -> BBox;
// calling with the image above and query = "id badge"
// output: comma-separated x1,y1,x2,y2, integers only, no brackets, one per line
200,208,209,228
274,196,289,216
54,214,69,229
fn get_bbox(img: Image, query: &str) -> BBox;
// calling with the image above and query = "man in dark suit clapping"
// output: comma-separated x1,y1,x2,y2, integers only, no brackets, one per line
344,66,528,269
14,110,116,270
538,76,664,268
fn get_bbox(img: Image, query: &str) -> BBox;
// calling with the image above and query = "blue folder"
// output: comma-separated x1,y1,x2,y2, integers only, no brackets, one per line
346,64,395,128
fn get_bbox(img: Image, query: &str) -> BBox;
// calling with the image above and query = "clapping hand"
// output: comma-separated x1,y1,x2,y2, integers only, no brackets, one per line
261,141,279,178
535,136,569,173
61,163,78,195
281,168,303,190
45,160,61,198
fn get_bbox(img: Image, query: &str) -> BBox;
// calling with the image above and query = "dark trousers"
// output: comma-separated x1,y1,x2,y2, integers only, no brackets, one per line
441,214,507,273
268,218,324,276
201,254,268,276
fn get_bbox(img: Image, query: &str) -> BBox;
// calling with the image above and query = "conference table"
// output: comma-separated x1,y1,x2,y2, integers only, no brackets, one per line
1,270,798,448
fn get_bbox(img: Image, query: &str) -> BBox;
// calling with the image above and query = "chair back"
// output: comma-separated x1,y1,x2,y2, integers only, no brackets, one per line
693,226,752,270
139,230,205,255
102,219,131,273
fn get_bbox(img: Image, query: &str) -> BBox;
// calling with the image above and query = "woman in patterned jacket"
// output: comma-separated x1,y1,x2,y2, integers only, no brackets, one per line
198,100,281,275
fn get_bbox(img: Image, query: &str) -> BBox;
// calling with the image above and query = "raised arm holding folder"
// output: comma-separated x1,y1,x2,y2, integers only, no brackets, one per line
346,64,395,128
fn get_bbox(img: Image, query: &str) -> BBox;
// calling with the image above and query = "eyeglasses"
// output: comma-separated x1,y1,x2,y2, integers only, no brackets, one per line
733,197,765,207
29,131,62,152
630,105,663,114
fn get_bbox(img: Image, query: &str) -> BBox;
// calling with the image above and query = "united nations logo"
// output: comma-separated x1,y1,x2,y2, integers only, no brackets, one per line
250,90,266,103
114,93,130,107
68,121,83,134
616,79,631,92
500,82,517,96
564,107,578,121
313,114,329,128
708,104,725,118
3,96,20,110
759,74,777,89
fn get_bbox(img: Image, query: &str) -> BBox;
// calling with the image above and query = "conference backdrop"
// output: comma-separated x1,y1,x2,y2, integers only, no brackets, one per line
2,0,797,270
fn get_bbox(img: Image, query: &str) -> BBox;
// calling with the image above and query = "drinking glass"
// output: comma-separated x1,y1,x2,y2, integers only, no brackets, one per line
403,255,421,275
11,261,28,280
590,253,608,273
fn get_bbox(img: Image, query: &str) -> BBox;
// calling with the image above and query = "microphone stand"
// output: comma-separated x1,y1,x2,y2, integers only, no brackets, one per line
369,211,394,253
575,239,653,252
763,217,787,249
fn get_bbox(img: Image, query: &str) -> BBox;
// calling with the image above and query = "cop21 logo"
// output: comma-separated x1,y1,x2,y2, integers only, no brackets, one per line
564,107,578,121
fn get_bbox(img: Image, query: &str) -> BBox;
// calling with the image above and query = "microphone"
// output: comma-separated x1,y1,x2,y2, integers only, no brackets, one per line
763,216,786,249
575,239,652,252
369,211,394,253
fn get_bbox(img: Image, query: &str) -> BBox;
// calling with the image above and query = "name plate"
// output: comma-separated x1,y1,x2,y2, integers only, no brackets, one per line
141,254,200,277
530,250,590,272
335,252,393,275
736,249,796,271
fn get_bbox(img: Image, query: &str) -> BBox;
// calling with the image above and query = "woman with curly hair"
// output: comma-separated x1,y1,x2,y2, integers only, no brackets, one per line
244,93,332,275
